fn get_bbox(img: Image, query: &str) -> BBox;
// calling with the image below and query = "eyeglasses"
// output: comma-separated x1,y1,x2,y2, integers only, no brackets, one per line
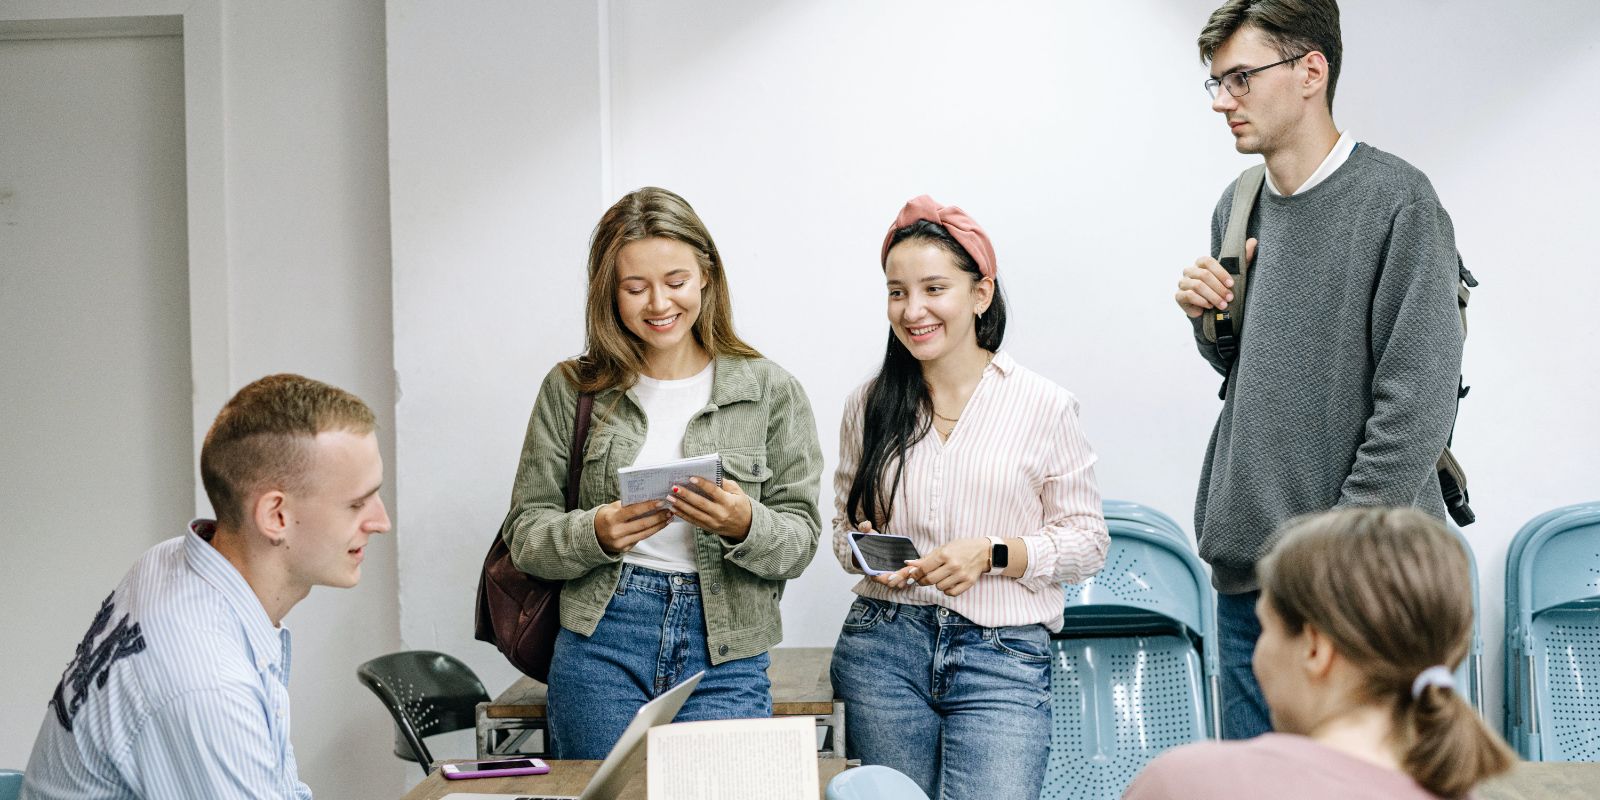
1204,53,1307,99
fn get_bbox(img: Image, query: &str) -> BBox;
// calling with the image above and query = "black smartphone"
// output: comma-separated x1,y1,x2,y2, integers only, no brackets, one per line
848,532,922,575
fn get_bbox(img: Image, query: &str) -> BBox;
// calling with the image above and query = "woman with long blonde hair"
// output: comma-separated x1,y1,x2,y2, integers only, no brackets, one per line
1125,507,1515,799
499,187,823,758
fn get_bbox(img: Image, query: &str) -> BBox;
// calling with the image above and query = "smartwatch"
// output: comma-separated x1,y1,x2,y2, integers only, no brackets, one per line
987,535,1009,575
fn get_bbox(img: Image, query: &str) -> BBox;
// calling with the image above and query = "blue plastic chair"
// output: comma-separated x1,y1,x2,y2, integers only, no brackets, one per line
1042,521,1218,800
1501,502,1600,754
825,765,930,800
1503,503,1600,760
1101,500,1192,549
1446,525,1484,715
0,769,22,800
1500,503,1594,752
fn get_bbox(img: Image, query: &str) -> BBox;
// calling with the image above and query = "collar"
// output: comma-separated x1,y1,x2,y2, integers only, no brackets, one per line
185,519,289,676
708,354,761,406
1265,130,1356,197
988,350,1016,377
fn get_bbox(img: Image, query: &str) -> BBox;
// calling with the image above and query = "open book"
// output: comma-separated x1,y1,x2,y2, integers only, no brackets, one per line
617,453,722,507
646,716,818,800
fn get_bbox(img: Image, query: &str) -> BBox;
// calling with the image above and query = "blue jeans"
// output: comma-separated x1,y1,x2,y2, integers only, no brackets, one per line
546,564,772,759
830,597,1052,800
1217,589,1272,739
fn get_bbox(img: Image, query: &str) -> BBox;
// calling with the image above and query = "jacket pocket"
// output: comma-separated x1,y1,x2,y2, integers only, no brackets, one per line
578,431,618,506
721,449,773,502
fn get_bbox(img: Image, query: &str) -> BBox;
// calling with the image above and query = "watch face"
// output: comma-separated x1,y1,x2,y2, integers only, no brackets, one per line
991,541,1009,569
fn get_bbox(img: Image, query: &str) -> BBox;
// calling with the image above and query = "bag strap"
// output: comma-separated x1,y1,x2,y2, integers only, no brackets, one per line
1440,255,1478,526
563,393,595,513
1456,255,1476,338
1202,164,1267,399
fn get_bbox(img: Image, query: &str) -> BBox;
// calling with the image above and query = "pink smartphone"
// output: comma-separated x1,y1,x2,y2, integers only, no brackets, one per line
440,758,550,779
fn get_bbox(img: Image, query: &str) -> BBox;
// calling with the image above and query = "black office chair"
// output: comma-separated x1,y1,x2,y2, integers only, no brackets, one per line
356,650,490,775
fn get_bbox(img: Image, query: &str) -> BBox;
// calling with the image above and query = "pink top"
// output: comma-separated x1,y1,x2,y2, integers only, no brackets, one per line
1123,734,1460,800
830,351,1108,630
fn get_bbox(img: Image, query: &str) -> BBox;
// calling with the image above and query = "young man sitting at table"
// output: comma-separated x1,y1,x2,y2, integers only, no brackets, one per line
21,374,392,800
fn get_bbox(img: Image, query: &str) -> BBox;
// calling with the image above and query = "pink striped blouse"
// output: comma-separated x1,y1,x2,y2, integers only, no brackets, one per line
831,351,1109,630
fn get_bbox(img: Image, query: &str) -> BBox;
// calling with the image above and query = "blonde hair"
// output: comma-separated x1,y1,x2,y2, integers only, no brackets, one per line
200,374,376,528
1260,507,1515,798
564,187,760,394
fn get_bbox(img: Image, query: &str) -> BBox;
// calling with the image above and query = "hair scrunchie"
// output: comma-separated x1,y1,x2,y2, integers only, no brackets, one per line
880,195,998,280
1410,665,1456,699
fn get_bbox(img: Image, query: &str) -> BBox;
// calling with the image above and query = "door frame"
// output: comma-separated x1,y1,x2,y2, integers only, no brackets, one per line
1,1,227,514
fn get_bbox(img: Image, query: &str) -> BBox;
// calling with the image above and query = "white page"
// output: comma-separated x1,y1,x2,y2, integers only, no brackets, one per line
647,716,817,800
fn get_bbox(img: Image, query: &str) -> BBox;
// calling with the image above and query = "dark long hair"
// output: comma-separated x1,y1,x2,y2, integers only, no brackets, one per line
845,220,1007,529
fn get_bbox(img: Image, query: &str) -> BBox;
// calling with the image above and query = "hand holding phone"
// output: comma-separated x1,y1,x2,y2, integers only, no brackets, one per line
440,758,551,779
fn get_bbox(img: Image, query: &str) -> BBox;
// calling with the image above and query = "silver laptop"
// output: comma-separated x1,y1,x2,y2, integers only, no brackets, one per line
444,671,704,800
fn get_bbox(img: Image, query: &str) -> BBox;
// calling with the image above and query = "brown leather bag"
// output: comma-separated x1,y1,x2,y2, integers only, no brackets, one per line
474,393,594,681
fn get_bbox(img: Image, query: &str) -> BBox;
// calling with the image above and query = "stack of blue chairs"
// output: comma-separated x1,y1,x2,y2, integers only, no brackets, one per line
1503,501,1600,760
1040,501,1218,800
1445,525,1485,715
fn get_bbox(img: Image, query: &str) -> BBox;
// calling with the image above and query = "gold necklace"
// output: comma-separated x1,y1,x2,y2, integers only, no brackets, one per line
930,352,993,425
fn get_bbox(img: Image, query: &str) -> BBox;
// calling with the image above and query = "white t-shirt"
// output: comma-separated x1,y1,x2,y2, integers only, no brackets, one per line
622,362,715,574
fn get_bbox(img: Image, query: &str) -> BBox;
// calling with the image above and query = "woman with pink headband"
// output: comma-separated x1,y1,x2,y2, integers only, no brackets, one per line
828,195,1110,797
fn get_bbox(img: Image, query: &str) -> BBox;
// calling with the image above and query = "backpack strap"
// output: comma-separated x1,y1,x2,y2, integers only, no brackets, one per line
1456,255,1476,339
1440,255,1478,526
1202,164,1267,399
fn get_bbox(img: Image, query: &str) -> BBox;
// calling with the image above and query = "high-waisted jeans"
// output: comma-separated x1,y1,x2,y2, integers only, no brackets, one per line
546,564,772,759
830,596,1052,800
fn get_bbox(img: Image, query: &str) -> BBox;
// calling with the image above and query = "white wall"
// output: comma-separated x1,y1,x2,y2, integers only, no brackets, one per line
1341,1,1600,733
0,1,402,796
389,0,1600,744
221,1,404,796
387,0,605,699
0,31,191,768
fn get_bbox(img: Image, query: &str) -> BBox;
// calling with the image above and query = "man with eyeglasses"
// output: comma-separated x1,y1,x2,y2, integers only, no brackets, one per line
1174,0,1465,740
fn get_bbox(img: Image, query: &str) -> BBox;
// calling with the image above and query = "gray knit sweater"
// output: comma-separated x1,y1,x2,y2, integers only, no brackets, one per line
1191,144,1464,593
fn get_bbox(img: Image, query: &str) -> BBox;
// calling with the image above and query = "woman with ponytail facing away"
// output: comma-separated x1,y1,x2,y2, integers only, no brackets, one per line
1124,507,1515,800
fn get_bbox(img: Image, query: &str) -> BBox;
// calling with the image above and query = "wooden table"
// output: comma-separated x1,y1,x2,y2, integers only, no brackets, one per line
476,647,844,759
1477,761,1600,799
401,758,850,800
403,757,1600,799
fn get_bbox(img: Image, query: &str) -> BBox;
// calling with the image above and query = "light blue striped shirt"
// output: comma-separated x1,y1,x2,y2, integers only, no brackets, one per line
22,520,313,799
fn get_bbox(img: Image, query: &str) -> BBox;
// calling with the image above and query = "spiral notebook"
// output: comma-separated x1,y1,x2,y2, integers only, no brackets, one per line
618,453,723,506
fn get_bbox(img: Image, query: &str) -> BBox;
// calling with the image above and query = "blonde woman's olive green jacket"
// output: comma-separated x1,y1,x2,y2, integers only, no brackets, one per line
500,355,823,664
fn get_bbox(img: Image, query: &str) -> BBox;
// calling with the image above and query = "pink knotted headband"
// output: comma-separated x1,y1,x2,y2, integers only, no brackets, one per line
879,195,997,279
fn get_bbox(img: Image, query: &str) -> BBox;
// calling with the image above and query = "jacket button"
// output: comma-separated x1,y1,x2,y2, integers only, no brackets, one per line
710,582,722,594
718,644,729,656
732,549,746,559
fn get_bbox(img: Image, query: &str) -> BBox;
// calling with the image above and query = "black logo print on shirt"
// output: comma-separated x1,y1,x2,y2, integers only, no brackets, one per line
52,592,147,732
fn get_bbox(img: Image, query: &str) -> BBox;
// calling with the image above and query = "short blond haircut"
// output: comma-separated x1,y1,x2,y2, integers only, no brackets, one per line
200,374,376,528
